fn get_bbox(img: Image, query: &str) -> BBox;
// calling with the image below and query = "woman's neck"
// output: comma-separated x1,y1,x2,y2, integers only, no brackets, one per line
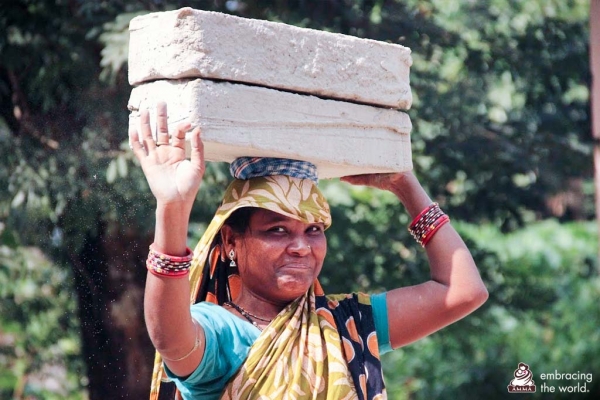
233,290,288,321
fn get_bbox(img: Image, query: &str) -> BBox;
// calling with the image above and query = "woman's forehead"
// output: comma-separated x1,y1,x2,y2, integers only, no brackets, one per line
250,209,320,226
251,209,296,224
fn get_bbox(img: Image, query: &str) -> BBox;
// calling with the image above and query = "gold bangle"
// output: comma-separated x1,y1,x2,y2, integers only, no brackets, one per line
160,320,201,362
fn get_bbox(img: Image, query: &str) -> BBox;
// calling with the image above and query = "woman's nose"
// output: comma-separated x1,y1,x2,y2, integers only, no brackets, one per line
287,235,311,255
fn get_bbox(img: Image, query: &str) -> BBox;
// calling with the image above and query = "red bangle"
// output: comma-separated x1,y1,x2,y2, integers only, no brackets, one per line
146,260,190,278
146,244,193,278
420,215,450,247
148,244,193,263
409,203,439,229
408,203,450,247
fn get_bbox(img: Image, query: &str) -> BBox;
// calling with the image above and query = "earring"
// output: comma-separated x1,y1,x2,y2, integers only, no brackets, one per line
228,249,236,267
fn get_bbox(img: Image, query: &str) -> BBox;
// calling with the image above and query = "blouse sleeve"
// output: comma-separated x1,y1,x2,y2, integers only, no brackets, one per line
370,292,392,355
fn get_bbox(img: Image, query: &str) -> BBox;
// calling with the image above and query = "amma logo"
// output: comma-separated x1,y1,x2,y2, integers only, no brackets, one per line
508,362,536,393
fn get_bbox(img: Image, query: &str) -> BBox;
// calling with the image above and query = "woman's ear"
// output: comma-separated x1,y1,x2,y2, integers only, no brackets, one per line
220,225,236,258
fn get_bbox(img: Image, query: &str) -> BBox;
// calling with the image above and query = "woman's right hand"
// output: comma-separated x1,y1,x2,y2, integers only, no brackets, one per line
129,102,205,210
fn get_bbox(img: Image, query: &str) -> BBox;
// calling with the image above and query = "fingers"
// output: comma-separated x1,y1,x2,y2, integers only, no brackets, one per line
340,174,371,185
155,102,170,146
340,173,393,190
171,121,192,150
131,104,202,169
140,109,156,152
189,127,205,173
129,126,146,159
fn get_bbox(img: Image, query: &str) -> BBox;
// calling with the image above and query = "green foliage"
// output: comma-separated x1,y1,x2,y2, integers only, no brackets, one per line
403,0,592,228
319,180,424,293
381,220,599,399
0,230,86,399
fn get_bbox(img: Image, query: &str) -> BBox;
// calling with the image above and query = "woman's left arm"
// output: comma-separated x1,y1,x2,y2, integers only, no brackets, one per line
341,172,488,349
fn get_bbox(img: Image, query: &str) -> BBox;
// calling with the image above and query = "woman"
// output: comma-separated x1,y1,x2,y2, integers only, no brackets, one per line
130,103,488,399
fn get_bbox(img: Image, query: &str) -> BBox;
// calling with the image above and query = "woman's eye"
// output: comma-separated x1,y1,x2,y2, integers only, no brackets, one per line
269,226,286,233
308,225,323,233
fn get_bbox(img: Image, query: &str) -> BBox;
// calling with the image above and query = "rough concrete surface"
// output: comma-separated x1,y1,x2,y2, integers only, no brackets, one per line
128,7,412,109
128,79,412,179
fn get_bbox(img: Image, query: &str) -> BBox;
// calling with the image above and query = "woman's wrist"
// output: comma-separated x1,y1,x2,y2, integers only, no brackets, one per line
156,198,194,214
388,173,432,218
153,203,192,256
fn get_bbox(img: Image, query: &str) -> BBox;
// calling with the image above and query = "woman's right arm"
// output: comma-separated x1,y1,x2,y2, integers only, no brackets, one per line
130,103,206,377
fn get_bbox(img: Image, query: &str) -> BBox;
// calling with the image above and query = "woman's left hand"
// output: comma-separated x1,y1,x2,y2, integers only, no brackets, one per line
340,171,415,193
341,171,431,218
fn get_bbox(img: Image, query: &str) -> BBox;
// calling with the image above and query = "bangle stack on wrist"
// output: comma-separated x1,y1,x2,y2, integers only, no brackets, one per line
408,202,450,247
146,244,193,277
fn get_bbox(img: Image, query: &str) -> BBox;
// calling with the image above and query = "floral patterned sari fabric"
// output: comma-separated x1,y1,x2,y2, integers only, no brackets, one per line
221,287,387,400
149,175,386,400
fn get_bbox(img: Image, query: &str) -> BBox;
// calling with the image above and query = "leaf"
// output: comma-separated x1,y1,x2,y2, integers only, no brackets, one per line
11,191,25,208
117,155,128,178
106,160,117,183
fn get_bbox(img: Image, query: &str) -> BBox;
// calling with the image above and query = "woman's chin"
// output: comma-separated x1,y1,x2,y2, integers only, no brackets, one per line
275,275,314,298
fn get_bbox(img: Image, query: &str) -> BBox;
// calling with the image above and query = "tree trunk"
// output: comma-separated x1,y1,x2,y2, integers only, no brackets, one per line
72,218,154,399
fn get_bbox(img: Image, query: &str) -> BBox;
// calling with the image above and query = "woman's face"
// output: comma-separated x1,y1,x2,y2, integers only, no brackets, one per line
227,209,327,304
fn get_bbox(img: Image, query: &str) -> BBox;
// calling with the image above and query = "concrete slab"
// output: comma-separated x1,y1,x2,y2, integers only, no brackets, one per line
128,79,412,179
128,7,412,110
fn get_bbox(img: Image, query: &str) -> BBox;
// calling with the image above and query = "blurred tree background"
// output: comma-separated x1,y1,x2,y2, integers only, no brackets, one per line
0,0,597,399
